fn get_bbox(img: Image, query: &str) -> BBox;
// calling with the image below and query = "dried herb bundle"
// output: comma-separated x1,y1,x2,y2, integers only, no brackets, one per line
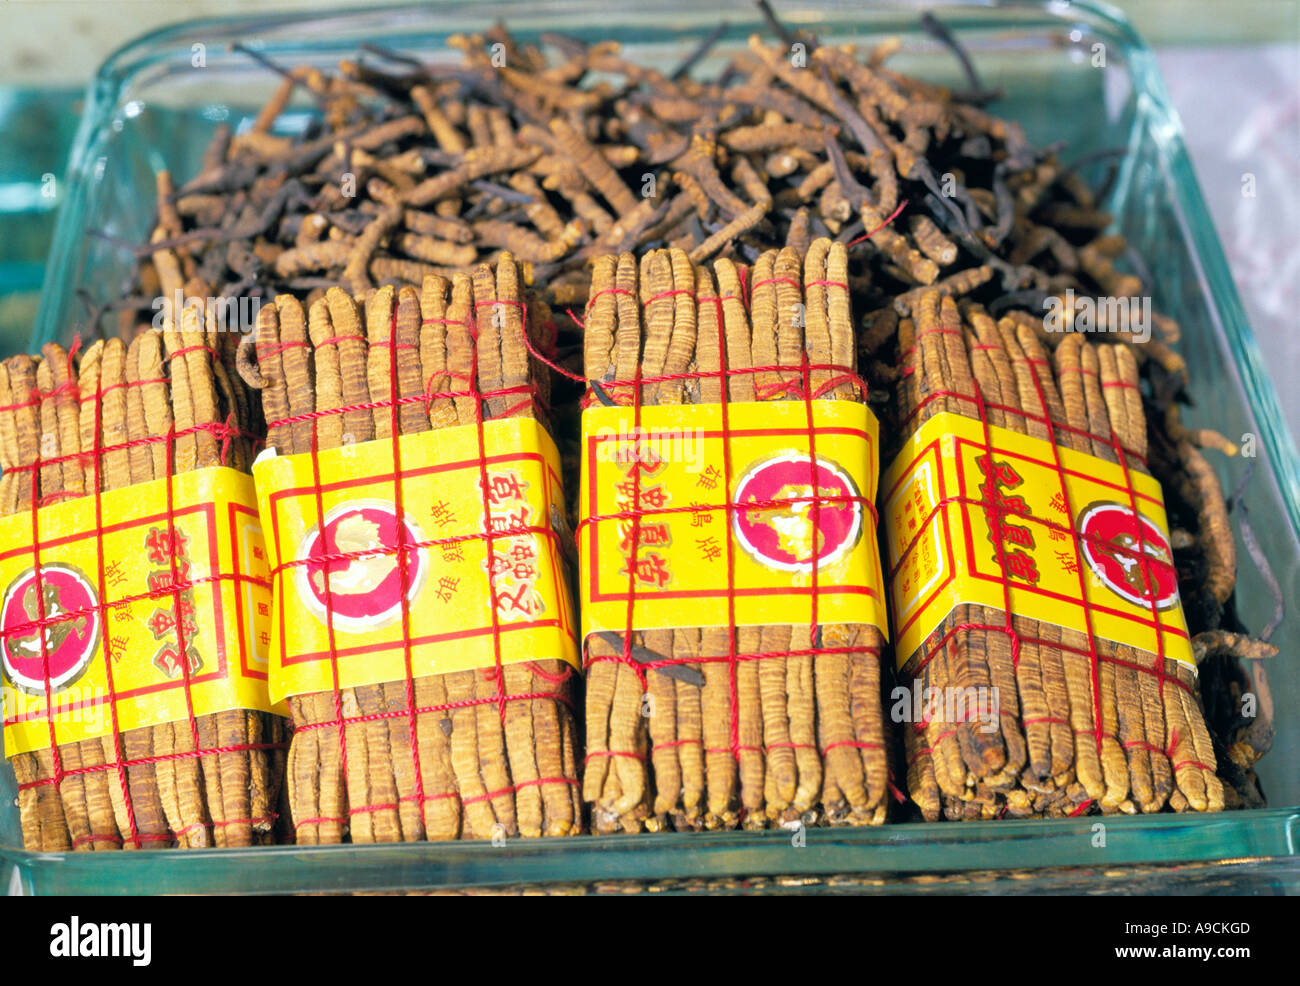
581,238,889,832
241,253,581,841
0,331,284,850
892,289,1228,819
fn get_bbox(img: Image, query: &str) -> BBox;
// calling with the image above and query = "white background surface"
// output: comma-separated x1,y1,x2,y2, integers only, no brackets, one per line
1157,44,1300,442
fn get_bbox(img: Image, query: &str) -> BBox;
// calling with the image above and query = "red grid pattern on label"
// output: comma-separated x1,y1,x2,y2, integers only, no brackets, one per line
886,436,1185,648
260,300,577,832
581,421,879,605
264,449,564,668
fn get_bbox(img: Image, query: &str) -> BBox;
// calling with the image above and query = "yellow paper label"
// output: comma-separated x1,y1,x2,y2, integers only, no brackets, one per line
1,467,272,756
579,401,887,638
255,419,578,706
883,411,1194,671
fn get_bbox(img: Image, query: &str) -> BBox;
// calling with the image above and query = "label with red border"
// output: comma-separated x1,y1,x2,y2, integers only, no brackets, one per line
578,400,887,639
1,467,272,756
253,419,578,706
883,411,1194,671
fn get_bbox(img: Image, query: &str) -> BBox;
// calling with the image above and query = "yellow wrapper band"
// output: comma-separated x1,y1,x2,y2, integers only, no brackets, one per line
254,418,578,707
579,400,887,639
883,411,1194,671
1,467,272,756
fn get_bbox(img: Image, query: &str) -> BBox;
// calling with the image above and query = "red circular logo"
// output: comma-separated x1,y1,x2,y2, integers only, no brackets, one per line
1,564,101,695
1077,501,1179,609
296,501,427,632
733,454,863,572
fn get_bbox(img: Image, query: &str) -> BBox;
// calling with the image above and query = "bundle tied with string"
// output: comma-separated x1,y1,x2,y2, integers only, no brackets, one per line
888,289,1222,820
0,325,285,851
578,238,891,832
240,252,582,843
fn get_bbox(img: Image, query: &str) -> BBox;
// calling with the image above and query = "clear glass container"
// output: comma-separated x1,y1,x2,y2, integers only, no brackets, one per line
6,0,1298,894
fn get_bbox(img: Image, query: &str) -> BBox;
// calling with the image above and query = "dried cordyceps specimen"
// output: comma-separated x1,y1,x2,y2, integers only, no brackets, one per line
103,22,1149,347
241,254,581,842
890,287,1229,819
581,239,889,832
0,332,285,850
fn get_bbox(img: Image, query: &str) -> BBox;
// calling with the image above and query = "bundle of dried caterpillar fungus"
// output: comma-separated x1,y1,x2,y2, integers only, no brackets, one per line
0,326,284,850
242,253,581,842
894,288,1223,820
581,238,889,832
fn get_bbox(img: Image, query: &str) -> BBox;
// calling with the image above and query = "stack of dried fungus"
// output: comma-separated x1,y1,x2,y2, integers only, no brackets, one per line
0,327,284,851
243,254,582,841
116,24,1133,328
582,238,889,831
894,289,1225,819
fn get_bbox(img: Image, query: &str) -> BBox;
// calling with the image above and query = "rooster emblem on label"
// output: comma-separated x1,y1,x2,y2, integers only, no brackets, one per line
1077,501,1179,610
1,563,100,694
295,501,427,632
733,453,863,573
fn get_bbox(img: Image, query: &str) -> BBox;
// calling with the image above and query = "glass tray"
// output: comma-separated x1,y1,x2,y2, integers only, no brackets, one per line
6,0,1298,894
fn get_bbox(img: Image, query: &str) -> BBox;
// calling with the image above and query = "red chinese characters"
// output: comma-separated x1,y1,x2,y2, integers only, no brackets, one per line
619,521,671,554
619,553,672,588
143,525,204,679
696,464,723,491
103,559,128,591
975,452,1040,586
695,536,722,563
480,468,545,619
435,575,460,604
429,498,459,529
612,451,676,590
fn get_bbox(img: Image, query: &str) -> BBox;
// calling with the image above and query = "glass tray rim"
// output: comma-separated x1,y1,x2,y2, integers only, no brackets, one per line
4,807,1298,894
